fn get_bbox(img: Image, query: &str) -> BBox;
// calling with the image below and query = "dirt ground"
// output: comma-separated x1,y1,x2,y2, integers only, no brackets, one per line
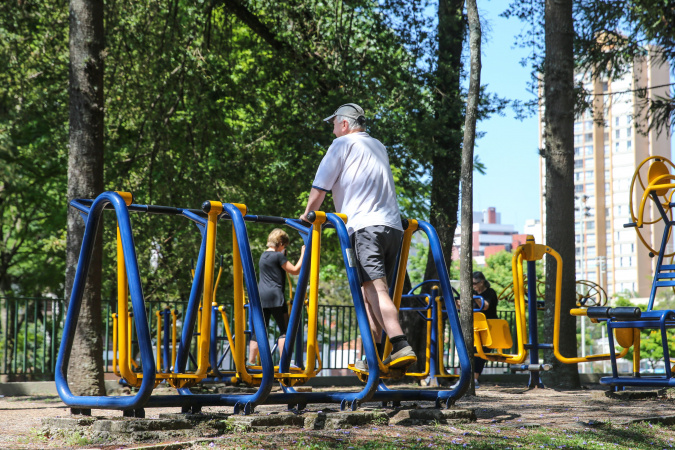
2,381,675,449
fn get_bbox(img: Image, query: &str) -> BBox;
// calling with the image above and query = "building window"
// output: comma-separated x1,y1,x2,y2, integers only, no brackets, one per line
615,142,620,152
574,123,582,133
585,133,593,142
585,170,593,178
574,147,581,156
615,117,620,126
586,221,595,230
585,120,593,129
585,146,593,155
575,184,584,192
627,115,632,125
627,140,632,149
615,129,621,139
575,160,583,169
627,128,631,137
574,135,582,144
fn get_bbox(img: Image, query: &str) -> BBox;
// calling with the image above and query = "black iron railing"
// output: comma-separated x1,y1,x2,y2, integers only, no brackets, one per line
0,296,520,378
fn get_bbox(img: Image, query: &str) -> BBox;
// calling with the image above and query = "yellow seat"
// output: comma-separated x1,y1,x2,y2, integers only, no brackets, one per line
615,327,636,348
474,312,513,350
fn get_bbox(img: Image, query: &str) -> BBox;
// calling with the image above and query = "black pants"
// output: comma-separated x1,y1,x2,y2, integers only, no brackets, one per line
250,305,288,342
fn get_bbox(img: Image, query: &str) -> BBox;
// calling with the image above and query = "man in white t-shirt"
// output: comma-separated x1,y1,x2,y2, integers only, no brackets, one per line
299,103,416,372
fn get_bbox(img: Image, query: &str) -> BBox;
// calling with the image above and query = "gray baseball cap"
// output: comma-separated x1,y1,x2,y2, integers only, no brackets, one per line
323,103,365,123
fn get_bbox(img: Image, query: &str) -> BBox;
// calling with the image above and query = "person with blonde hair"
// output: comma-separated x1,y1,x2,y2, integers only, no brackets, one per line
248,228,305,365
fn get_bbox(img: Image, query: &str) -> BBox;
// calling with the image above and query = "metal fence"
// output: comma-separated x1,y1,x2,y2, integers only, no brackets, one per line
0,296,520,379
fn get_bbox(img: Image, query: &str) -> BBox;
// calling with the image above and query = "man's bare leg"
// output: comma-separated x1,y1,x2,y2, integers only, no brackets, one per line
362,278,404,337
362,277,415,368
363,286,384,339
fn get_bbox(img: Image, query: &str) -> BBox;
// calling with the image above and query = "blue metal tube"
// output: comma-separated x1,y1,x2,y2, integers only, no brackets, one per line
526,259,543,388
173,225,207,373
429,285,439,380
56,192,156,410
217,203,274,408
209,305,223,378
162,309,171,372
279,229,312,373
416,220,471,403
325,213,380,405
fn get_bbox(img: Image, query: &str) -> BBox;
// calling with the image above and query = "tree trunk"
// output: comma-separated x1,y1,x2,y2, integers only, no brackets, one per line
400,0,466,373
459,0,481,394
541,0,580,388
65,0,106,396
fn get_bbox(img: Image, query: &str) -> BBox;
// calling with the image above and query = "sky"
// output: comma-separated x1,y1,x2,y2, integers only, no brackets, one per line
472,2,542,233
474,1,674,233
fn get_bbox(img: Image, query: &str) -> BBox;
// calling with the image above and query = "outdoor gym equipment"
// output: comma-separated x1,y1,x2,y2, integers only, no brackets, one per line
596,156,675,388
58,192,303,415
58,192,471,415
57,192,212,414
206,207,320,388
344,218,472,406
477,236,634,388
382,277,486,388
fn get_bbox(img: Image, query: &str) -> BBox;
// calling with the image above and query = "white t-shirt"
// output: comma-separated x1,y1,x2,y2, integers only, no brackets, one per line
312,132,402,235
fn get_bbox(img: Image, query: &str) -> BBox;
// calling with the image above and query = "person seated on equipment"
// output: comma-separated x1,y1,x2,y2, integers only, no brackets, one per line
472,271,499,387
248,228,305,366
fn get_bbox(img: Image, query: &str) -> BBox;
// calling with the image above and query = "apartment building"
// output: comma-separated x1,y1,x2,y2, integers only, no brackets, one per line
539,51,671,297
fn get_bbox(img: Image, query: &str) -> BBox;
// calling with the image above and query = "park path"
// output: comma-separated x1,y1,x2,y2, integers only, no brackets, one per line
0,383,673,448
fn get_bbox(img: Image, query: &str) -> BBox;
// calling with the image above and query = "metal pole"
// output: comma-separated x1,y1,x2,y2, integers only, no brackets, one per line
527,259,544,388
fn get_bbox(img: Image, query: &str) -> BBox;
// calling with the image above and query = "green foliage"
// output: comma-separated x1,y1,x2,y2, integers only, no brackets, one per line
0,1,69,296
1,0,439,301
407,239,429,288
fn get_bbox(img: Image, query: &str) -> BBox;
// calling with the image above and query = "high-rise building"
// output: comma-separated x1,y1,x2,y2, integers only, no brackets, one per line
539,51,671,297
452,207,521,266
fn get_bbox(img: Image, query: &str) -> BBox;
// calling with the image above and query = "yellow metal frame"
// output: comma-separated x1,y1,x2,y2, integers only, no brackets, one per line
226,207,332,387
350,219,435,380
629,156,675,257
111,192,213,389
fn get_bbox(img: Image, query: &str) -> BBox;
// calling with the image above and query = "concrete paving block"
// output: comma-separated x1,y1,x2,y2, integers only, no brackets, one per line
442,408,476,422
389,408,475,426
622,415,675,426
602,390,658,400
227,412,305,429
322,410,390,429
41,417,96,429
91,418,193,433
303,412,327,429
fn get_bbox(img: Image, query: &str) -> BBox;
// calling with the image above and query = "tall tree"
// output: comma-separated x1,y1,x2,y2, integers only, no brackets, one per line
459,0,481,394
402,0,466,372
428,0,465,270
65,0,106,395
541,0,579,388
